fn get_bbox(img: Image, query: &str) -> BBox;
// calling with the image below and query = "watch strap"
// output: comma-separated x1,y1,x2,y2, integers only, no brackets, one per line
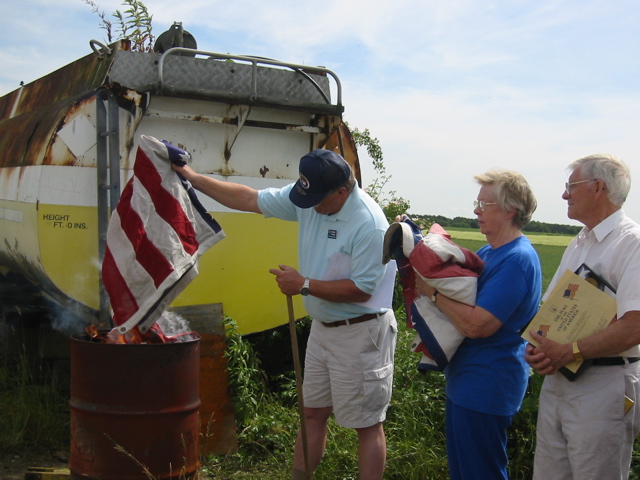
572,341,583,363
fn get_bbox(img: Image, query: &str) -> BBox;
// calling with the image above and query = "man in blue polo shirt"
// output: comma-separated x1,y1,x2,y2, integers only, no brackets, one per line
172,149,397,480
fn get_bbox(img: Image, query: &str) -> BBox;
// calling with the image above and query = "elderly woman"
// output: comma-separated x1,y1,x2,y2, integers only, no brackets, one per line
417,169,542,480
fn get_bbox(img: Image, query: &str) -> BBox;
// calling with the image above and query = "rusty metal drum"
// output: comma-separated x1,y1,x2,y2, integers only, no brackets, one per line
69,335,201,479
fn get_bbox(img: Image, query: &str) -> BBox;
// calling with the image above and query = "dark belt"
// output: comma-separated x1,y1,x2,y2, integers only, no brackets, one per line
321,313,379,328
592,357,640,366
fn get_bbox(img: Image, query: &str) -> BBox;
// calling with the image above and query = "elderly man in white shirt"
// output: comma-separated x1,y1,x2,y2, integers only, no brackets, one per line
526,153,640,480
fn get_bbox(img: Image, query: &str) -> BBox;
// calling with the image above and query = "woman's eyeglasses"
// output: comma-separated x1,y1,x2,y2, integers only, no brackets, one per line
473,200,498,212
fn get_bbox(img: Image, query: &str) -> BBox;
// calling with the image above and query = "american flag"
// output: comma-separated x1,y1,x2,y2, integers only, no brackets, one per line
563,283,579,300
102,135,225,335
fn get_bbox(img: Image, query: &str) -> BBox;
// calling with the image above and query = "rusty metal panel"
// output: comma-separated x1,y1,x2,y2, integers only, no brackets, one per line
0,99,78,168
0,87,148,170
3,51,114,121
0,88,21,120
172,303,238,455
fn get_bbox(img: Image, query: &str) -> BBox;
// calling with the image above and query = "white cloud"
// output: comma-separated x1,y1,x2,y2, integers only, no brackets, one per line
2,0,640,225
345,80,640,225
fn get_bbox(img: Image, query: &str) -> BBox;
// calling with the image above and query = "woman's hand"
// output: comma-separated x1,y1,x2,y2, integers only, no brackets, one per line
415,275,436,298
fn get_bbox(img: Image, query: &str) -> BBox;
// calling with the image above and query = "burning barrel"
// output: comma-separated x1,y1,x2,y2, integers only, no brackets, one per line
69,334,201,479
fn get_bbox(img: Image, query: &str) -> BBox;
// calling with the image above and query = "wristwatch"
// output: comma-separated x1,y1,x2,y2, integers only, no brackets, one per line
430,290,439,303
300,277,311,296
572,341,583,363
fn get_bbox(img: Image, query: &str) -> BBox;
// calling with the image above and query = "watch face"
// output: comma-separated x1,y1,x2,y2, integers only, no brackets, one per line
300,277,310,296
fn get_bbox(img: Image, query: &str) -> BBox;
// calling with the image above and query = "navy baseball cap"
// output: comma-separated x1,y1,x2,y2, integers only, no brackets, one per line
289,149,351,208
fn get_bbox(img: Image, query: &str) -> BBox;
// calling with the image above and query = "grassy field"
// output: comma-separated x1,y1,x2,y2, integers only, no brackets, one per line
445,226,573,247
445,227,572,293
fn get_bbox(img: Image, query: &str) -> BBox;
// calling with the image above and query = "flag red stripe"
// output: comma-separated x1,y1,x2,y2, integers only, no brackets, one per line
117,181,175,288
134,149,199,255
102,246,138,324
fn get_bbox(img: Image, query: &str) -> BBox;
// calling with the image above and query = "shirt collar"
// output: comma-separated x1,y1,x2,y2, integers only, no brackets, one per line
591,208,624,242
328,187,359,222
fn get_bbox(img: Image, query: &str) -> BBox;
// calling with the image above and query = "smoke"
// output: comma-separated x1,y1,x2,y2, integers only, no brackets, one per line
47,301,91,336
157,311,199,342
45,296,198,343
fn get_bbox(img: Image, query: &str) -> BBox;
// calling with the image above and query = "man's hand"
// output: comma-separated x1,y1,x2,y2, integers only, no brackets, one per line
171,162,195,179
269,265,305,296
524,342,557,375
525,331,574,375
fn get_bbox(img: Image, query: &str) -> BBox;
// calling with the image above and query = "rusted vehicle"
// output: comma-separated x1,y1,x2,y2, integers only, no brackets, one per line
0,39,361,344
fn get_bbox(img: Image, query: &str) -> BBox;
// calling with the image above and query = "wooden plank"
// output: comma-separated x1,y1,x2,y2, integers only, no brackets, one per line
24,466,70,479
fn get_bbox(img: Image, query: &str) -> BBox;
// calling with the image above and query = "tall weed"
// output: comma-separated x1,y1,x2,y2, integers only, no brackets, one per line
0,352,69,453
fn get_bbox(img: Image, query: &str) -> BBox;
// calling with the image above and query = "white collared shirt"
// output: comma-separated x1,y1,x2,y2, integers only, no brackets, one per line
544,209,640,356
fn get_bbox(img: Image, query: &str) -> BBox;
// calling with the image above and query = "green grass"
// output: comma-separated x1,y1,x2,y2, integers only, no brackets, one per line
0,355,69,454
445,226,573,247
452,237,565,293
209,316,451,480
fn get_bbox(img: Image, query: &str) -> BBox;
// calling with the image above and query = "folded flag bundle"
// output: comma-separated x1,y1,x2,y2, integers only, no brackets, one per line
383,218,484,372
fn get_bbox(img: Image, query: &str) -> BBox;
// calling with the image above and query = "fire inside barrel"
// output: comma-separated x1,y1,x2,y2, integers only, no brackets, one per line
85,322,199,344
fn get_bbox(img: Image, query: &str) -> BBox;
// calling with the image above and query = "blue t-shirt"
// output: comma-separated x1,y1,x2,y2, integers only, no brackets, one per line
257,184,390,321
445,236,542,416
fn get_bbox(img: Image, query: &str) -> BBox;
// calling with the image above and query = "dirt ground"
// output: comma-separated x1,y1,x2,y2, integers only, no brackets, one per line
1,451,70,479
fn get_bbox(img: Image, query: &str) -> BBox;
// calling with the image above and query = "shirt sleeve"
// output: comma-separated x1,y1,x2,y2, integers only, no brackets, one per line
348,223,387,295
476,259,531,324
614,242,640,317
257,184,298,221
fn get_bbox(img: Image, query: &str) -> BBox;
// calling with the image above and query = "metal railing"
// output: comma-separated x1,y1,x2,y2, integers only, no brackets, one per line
157,48,343,109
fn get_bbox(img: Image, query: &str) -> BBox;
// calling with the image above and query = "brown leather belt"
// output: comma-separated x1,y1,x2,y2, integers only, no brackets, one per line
321,313,379,328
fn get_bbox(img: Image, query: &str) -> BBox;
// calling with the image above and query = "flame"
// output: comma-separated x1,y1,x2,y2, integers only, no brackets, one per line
85,323,169,344
86,324,101,339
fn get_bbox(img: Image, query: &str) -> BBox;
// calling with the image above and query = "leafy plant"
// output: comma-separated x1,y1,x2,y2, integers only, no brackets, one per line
223,317,269,424
83,0,155,52
350,126,410,222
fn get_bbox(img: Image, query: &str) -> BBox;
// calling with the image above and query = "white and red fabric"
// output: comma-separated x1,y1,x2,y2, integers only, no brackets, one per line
102,135,225,336
383,219,484,372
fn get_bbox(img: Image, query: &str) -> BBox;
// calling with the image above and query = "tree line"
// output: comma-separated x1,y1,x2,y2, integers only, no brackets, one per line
410,214,582,235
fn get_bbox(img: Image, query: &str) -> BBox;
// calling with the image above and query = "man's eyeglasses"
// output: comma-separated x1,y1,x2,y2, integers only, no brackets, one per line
564,178,596,195
473,200,498,212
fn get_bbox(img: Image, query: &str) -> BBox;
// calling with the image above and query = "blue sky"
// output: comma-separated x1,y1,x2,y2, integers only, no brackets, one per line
2,0,639,226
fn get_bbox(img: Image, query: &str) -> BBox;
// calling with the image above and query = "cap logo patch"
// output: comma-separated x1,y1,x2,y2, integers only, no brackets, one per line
299,174,310,190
